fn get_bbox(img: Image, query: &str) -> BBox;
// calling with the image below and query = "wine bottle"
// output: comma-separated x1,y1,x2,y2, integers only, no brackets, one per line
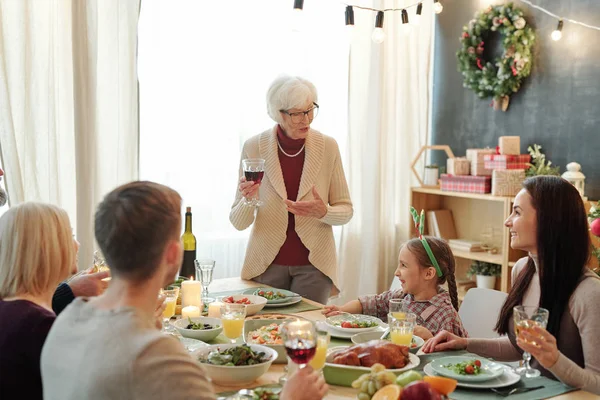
180,206,197,278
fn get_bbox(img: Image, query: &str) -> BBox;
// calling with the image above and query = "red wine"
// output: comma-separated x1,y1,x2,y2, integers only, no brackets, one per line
285,339,316,364
244,171,264,184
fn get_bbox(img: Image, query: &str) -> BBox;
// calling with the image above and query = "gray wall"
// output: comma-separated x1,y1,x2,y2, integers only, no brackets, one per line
431,0,600,200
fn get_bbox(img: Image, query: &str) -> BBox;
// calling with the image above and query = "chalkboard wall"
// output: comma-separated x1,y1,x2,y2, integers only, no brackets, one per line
431,0,600,200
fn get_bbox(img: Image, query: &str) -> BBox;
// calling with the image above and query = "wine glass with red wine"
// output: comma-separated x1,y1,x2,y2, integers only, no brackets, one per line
282,320,317,369
241,158,266,207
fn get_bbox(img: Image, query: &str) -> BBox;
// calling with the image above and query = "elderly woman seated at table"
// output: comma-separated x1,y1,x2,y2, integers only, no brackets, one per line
0,202,79,399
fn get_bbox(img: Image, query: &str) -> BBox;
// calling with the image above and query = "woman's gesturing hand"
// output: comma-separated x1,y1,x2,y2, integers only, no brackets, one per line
285,186,327,219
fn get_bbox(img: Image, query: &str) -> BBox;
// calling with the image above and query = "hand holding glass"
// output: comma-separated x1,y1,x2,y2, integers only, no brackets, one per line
241,158,265,207
513,306,550,378
221,303,246,344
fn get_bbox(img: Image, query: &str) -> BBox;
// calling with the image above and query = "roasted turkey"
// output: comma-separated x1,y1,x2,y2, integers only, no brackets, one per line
332,340,410,369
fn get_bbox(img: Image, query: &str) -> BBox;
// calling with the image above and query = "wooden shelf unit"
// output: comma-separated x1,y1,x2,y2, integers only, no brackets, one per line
411,187,598,294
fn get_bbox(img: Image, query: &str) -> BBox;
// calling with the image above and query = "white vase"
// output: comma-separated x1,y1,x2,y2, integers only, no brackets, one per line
476,275,496,289
424,168,439,186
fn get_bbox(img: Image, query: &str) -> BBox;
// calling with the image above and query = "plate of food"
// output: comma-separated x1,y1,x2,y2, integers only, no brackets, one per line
217,386,282,400
350,330,424,353
243,288,301,305
325,314,384,334
323,341,420,387
193,344,277,386
244,319,286,363
316,320,386,339
219,294,267,316
423,362,520,389
429,356,505,382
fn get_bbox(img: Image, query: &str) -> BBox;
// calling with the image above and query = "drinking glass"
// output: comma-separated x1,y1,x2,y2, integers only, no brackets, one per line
282,320,316,368
241,158,266,207
308,329,330,371
513,306,550,378
388,312,416,346
221,303,246,344
195,259,216,304
389,298,410,320
161,288,179,333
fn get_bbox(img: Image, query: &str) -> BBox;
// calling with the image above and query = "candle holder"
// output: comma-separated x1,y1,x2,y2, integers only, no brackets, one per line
195,259,216,304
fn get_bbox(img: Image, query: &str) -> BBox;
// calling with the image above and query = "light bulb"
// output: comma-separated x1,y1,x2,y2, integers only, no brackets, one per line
551,20,563,41
433,1,443,14
291,8,303,32
372,28,386,43
551,29,562,41
401,9,410,35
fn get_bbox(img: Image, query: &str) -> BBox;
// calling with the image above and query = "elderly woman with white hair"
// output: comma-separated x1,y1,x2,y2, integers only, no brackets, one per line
230,75,353,304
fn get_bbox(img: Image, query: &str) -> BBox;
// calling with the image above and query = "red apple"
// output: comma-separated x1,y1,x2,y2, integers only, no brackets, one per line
401,381,442,400
591,218,600,237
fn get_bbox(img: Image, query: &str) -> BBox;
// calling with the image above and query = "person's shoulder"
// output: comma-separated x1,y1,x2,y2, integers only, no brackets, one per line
311,129,339,146
0,300,55,329
511,256,530,280
572,270,600,301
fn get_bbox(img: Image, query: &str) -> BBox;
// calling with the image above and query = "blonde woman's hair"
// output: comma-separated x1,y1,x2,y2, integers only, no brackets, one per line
0,202,76,298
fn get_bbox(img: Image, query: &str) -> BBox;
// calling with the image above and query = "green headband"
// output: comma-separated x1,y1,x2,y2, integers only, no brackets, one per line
410,207,443,277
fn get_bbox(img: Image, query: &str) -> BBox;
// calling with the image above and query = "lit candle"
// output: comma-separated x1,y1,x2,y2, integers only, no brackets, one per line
208,301,224,318
181,305,200,319
181,277,202,308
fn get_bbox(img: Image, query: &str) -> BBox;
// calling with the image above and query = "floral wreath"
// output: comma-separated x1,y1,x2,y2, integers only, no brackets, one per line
457,3,536,111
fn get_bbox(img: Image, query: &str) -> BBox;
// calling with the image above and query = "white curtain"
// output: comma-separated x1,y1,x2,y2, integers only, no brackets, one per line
335,0,434,303
0,0,140,269
138,1,350,280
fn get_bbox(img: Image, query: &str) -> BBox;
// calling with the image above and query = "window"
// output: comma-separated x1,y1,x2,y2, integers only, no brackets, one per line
138,1,349,278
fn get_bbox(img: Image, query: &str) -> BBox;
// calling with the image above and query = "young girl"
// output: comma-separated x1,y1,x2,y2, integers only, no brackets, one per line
323,235,468,340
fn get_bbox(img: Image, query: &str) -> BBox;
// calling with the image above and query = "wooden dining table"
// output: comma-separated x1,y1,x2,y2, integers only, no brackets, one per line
208,278,597,400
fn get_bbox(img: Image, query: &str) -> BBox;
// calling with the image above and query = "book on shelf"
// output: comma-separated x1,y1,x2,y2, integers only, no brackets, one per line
426,209,457,240
449,239,484,252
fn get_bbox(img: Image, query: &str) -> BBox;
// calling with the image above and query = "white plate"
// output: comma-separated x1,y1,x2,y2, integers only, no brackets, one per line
430,355,504,382
423,362,521,389
263,296,302,308
316,320,387,339
178,337,208,353
325,314,385,334
326,346,421,373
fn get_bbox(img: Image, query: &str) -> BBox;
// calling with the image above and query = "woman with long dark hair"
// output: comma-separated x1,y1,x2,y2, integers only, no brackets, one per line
422,176,600,394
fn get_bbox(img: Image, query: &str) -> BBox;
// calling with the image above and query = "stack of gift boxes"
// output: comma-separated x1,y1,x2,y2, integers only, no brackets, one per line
441,136,530,196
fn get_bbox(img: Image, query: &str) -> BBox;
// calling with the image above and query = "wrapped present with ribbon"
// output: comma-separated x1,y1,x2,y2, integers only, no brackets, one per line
466,148,495,176
484,154,531,170
498,136,520,155
440,174,491,194
447,157,470,176
492,169,526,196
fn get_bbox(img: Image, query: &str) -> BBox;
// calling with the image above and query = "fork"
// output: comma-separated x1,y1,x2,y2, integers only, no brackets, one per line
491,385,544,397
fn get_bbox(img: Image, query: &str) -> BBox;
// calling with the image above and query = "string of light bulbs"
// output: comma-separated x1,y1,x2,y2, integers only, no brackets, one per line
292,0,600,44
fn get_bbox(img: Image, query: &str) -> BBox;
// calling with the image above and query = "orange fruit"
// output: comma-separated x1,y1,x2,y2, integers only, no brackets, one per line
423,376,458,395
372,384,402,400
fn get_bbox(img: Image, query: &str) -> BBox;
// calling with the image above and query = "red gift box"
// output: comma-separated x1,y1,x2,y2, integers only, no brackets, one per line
483,154,531,170
440,174,492,194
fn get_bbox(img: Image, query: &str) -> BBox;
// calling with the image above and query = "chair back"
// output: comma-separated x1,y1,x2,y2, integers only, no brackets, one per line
458,288,508,338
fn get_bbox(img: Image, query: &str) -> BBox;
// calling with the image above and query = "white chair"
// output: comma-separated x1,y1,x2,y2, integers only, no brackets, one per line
458,288,508,339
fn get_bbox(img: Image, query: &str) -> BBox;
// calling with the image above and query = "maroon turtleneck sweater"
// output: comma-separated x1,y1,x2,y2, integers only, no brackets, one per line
273,125,310,266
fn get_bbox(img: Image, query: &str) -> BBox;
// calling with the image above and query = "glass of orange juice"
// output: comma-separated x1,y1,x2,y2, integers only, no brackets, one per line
389,298,410,320
308,329,330,371
388,312,416,346
220,303,246,344
161,288,179,333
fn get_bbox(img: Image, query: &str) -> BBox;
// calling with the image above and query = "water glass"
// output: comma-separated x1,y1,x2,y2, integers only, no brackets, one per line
195,259,216,304
161,288,179,333
388,312,416,346
513,306,549,378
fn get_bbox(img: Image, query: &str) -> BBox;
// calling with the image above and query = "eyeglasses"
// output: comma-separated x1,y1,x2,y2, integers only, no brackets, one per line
280,103,319,124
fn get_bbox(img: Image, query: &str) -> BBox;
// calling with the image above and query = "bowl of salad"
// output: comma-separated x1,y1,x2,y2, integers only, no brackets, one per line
325,314,384,334
194,344,277,386
173,317,222,341
219,294,267,316
243,319,286,363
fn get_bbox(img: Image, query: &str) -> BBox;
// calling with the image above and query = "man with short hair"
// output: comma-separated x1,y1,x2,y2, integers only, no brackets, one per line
42,181,328,400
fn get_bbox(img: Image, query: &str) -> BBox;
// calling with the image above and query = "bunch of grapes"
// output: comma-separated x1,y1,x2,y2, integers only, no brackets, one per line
351,363,397,400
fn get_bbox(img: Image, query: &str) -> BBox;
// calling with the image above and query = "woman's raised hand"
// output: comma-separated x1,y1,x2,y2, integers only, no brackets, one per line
285,186,327,219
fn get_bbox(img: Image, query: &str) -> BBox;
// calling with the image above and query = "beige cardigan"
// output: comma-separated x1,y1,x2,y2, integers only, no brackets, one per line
229,126,353,295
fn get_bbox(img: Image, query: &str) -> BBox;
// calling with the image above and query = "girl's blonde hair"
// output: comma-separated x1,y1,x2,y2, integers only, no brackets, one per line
0,202,76,298
404,236,459,311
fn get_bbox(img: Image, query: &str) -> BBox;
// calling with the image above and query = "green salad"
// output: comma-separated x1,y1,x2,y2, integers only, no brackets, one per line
201,345,269,366
255,289,286,300
186,317,218,330
444,359,482,375
333,319,379,329
252,388,279,400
